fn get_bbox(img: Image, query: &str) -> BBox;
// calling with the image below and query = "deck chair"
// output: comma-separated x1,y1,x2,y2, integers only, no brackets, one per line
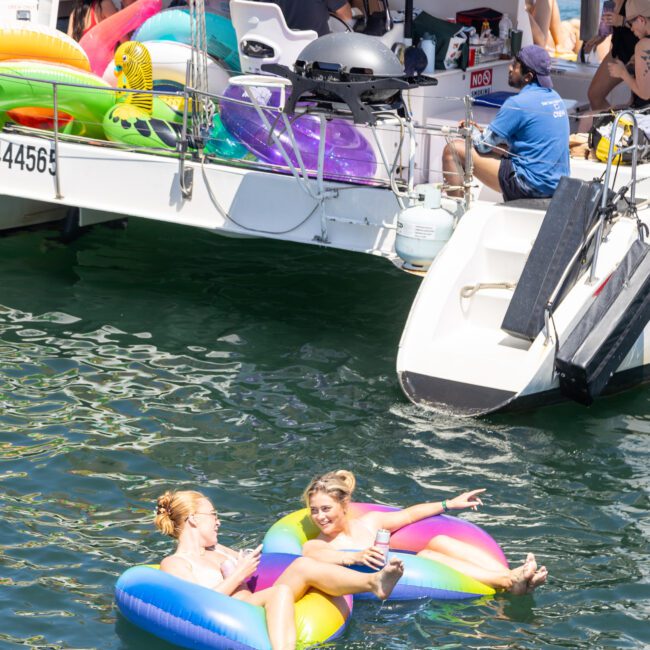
230,0,318,73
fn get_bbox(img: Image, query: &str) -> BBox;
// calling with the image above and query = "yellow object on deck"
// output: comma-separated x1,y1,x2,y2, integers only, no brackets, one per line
0,24,91,71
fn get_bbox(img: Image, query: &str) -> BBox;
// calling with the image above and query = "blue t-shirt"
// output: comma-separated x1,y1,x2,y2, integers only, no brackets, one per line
488,83,570,196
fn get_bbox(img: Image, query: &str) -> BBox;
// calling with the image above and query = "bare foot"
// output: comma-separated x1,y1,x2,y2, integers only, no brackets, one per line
509,554,537,595
372,557,404,600
526,565,548,593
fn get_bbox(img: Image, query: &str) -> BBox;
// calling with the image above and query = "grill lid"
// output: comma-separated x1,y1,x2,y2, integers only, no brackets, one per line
296,33,404,78
262,33,437,124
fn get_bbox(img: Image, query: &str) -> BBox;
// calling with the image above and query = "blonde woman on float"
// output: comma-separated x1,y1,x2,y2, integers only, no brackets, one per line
154,489,404,650
302,470,548,595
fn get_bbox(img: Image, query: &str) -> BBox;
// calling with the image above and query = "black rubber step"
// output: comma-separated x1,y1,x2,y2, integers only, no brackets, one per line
501,177,604,341
556,239,650,405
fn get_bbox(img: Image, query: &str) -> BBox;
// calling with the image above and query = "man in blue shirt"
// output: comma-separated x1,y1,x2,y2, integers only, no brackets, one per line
442,45,570,200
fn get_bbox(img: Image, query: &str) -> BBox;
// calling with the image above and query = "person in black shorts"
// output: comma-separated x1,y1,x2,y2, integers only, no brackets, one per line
586,0,638,110
442,46,570,202
260,0,353,36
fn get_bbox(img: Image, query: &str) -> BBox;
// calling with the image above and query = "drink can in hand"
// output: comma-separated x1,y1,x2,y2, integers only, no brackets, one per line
221,558,236,578
374,528,391,563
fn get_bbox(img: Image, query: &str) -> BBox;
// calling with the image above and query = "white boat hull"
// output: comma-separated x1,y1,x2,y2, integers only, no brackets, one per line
0,130,402,258
397,198,650,415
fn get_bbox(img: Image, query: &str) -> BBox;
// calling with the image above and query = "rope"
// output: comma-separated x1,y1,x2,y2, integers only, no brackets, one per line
199,154,323,235
460,282,516,299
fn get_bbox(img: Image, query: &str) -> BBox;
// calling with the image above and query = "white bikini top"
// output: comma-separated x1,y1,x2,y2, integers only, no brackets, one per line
175,548,230,589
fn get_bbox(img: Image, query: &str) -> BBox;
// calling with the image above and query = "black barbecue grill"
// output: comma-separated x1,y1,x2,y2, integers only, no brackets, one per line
262,33,437,125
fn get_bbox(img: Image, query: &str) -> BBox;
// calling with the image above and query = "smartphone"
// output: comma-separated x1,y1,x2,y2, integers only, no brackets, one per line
603,0,615,12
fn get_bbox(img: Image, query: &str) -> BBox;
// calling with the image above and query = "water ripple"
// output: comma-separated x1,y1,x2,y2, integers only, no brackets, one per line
0,223,648,649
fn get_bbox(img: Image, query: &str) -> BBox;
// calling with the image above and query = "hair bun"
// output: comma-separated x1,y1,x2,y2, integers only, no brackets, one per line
156,493,173,518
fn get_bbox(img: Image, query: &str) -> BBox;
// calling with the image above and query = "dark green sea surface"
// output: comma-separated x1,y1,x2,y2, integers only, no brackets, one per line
0,220,648,649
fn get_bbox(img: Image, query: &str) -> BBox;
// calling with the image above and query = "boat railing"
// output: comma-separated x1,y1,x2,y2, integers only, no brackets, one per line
0,66,474,225
542,109,642,345
588,109,640,283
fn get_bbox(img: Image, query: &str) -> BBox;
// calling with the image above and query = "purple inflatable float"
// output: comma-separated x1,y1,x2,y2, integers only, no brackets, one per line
220,84,377,182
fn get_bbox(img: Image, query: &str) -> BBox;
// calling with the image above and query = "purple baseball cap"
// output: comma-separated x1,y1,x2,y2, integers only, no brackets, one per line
517,45,553,88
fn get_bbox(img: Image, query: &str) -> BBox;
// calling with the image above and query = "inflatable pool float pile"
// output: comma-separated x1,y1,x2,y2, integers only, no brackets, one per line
134,8,240,73
80,0,162,74
0,24,90,70
263,502,508,600
102,40,230,97
115,553,352,650
219,84,377,182
0,60,114,139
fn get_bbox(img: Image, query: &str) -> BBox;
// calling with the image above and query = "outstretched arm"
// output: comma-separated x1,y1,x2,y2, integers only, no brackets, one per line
370,489,486,532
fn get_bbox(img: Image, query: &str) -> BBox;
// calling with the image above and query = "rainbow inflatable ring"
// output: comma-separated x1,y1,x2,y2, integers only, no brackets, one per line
115,553,352,650
262,503,508,600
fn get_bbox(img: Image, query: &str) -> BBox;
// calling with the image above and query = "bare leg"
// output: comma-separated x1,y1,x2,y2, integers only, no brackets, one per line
235,584,296,650
424,534,511,573
418,548,542,593
276,556,404,601
442,139,502,198
588,52,624,110
548,0,572,52
596,35,612,62
527,6,550,49
531,0,554,49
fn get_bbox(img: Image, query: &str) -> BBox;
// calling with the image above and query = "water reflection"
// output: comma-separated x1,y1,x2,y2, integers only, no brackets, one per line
0,222,648,649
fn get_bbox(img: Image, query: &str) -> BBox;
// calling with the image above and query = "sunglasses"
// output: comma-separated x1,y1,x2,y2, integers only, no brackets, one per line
625,14,643,27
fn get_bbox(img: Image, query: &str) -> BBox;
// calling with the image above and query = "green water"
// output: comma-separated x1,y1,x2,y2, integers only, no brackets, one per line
0,219,648,649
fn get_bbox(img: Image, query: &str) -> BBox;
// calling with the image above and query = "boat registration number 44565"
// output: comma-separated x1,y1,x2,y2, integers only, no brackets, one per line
1,142,56,175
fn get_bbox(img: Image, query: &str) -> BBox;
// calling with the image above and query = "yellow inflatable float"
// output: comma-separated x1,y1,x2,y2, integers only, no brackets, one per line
103,41,185,148
0,24,91,70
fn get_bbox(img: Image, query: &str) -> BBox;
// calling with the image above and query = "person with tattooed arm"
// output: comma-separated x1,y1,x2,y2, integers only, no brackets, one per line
608,0,650,105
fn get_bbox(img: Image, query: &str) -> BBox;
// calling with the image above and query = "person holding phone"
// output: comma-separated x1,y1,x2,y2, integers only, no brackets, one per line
607,0,650,105
586,0,639,110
